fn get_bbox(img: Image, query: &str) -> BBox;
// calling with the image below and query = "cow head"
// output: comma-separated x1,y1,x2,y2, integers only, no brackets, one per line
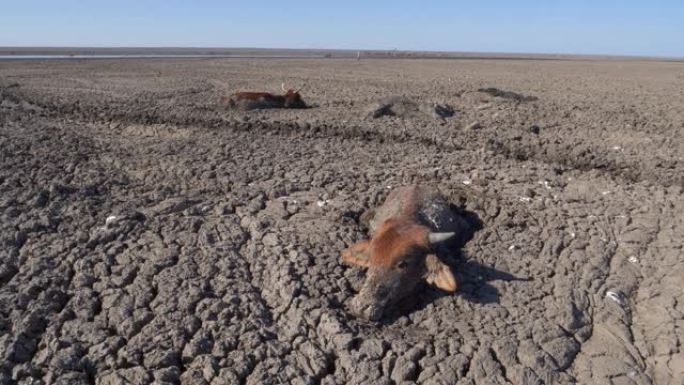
341,218,457,321
281,83,307,108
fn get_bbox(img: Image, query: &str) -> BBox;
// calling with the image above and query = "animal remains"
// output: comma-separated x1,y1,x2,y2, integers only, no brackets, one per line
221,83,307,110
341,185,470,321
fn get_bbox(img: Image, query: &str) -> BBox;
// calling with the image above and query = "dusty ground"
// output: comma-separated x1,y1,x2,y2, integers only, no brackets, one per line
0,57,683,385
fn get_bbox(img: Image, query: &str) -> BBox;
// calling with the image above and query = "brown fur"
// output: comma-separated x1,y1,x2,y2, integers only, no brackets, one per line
369,219,429,268
341,186,458,293
221,89,307,110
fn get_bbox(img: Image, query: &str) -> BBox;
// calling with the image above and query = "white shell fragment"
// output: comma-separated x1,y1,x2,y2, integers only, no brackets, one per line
605,291,625,306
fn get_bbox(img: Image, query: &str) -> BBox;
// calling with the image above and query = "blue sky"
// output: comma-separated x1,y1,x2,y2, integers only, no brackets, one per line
1,1,682,57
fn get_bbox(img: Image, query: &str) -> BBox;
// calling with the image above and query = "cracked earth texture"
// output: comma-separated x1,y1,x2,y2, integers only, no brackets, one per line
0,58,683,385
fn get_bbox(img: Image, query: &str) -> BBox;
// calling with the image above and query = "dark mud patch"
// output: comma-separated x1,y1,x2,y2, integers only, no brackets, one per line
477,87,538,102
369,96,455,119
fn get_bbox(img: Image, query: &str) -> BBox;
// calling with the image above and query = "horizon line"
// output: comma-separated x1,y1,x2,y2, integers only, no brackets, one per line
1,46,683,61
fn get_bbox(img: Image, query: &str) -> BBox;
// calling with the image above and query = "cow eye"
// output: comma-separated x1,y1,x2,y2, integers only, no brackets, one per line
396,261,408,269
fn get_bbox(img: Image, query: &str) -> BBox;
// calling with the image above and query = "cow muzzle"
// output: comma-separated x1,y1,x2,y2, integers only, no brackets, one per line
349,282,393,321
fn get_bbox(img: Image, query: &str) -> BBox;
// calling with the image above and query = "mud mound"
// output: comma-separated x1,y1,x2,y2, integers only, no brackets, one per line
0,84,43,117
368,96,455,119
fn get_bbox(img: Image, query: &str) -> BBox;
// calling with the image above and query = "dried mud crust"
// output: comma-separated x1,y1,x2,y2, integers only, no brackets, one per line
1,59,683,385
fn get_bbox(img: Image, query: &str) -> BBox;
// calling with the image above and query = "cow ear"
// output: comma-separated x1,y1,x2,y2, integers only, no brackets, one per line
341,240,371,268
424,254,457,292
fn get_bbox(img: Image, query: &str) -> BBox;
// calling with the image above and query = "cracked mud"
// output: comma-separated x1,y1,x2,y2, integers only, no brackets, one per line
1,58,683,384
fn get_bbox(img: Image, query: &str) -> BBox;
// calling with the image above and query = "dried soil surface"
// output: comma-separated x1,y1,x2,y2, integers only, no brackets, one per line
1,58,683,385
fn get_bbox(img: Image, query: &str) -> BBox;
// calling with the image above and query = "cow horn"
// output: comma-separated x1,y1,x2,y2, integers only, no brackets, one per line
428,232,455,245
295,84,305,93
281,82,287,92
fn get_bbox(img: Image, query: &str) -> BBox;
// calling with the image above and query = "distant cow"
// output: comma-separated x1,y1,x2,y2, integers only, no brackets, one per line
341,185,470,321
220,83,307,110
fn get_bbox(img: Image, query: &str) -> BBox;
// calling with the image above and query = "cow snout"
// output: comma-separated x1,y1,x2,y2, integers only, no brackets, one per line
349,283,392,321
350,295,385,321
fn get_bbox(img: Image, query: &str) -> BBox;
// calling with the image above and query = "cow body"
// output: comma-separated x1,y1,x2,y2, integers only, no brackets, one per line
369,186,465,237
221,88,307,110
342,185,469,321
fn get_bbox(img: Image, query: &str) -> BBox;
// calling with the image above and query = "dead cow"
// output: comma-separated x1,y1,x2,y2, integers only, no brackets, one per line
341,185,469,321
221,83,307,110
